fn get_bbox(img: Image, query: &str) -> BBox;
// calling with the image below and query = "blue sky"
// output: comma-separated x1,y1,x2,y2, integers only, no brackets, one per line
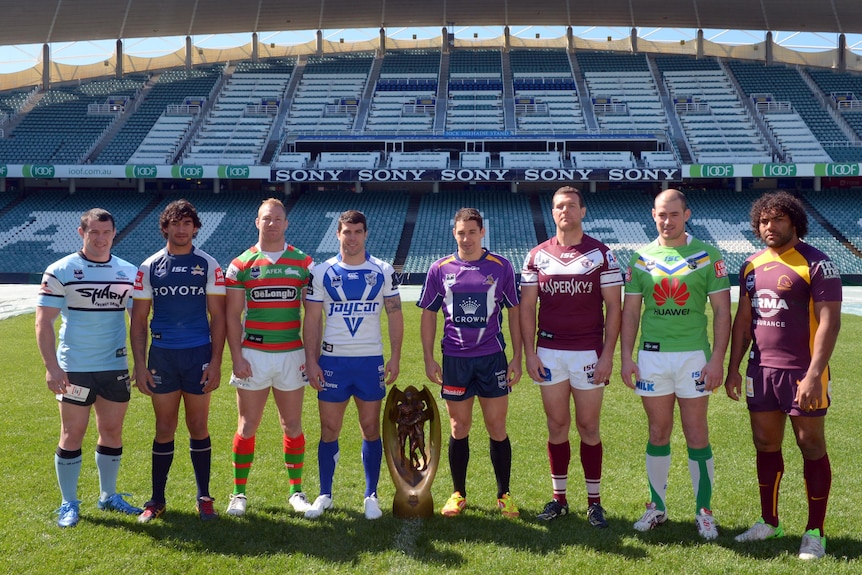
1,26,860,74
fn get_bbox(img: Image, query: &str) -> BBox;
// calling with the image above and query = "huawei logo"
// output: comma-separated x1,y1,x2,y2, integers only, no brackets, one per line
653,277,689,307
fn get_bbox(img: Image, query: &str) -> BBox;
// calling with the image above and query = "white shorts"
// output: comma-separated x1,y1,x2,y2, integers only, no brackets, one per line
533,348,603,391
229,347,308,392
635,350,708,399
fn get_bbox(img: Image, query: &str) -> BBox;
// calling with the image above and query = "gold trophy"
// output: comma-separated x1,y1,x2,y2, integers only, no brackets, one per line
382,385,441,518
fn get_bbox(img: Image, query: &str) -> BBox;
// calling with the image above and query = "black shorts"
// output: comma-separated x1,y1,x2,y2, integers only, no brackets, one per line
441,351,510,401
147,344,212,395
61,370,131,406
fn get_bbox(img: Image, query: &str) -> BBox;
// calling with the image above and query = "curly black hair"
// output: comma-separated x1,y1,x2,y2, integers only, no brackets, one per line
749,191,808,240
159,199,201,239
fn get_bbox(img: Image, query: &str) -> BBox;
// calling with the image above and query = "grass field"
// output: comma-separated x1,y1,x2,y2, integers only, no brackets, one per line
2,305,860,575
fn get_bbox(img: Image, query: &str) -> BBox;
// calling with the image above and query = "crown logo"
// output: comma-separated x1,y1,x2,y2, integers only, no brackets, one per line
459,297,480,315
653,277,689,307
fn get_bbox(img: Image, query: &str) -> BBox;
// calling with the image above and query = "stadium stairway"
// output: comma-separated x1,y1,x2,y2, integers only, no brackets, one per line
354,55,383,131
1,91,45,135
799,194,862,259
568,52,599,131
501,50,516,132
113,194,165,245
86,75,158,163
529,193,550,243
433,52,450,131
392,192,423,273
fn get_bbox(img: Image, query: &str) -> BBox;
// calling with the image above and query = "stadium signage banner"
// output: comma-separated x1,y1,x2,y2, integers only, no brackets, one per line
270,168,681,183
685,163,862,178
2,165,270,179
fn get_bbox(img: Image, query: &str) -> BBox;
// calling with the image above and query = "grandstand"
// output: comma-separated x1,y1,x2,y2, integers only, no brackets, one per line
1,3,862,282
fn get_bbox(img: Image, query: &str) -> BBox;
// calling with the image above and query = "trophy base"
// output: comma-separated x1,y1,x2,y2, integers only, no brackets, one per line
392,489,435,518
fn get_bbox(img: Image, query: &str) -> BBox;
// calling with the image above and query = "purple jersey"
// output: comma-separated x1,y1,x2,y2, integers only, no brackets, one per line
739,242,842,370
521,235,623,353
417,249,519,357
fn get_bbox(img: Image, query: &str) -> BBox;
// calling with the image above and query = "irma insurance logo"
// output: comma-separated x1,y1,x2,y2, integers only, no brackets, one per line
690,164,734,178
814,163,861,177
171,165,205,179
23,164,55,178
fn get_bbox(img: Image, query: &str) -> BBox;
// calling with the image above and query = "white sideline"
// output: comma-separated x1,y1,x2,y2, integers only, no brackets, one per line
2,284,862,320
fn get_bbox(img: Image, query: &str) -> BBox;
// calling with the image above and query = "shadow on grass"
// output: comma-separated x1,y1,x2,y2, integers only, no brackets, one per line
82,505,862,568
715,521,862,562
85,503,663,567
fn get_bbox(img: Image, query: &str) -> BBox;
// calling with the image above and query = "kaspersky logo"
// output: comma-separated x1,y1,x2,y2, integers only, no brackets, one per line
0,165,7,177
653,278,690,316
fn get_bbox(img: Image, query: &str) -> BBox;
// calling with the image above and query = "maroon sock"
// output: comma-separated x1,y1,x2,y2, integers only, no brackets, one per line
804,453,831,534
548,441,570,506
580,441,603,506
756,450,784,527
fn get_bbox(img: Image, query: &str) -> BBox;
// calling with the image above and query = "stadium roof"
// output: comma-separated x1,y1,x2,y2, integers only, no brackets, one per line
2,0,862,47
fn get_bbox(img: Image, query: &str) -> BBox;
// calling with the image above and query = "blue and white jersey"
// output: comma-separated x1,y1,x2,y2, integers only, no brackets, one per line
134,246,226,349
306,252,399,357
37,251,136,372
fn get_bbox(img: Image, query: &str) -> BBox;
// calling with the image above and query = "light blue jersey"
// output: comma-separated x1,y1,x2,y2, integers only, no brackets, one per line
306,252,399,357
37,251,136,372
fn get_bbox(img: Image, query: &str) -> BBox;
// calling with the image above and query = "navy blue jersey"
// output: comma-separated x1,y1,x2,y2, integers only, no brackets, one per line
134,247,225,349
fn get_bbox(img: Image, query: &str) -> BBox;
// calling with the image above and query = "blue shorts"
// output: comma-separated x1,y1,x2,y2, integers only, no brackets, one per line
317,355,386,403
147,344,213,395
59,370,131,405
441,351,510,402
745,364,831,417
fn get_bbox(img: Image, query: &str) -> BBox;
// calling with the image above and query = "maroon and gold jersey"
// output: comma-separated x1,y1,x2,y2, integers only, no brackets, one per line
739,242,842,370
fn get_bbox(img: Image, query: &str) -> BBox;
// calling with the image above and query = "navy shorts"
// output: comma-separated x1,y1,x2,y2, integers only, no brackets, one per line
441,351,510,401
317,355,386,403
745,364,831,417
60,370,131,405
147,343,213,395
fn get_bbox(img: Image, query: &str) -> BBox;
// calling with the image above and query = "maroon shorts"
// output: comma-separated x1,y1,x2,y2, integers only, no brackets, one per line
745,364,830,417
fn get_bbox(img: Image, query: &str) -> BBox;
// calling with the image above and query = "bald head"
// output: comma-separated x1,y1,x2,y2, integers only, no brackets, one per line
655,189,687,211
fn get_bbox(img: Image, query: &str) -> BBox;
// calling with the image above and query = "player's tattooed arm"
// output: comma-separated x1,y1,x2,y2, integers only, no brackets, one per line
385,296,402,314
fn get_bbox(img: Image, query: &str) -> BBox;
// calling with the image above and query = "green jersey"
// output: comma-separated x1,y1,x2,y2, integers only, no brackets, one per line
624,235,729,357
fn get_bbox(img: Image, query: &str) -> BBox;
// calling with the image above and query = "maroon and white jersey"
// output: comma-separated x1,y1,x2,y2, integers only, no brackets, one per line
521,235,623,353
